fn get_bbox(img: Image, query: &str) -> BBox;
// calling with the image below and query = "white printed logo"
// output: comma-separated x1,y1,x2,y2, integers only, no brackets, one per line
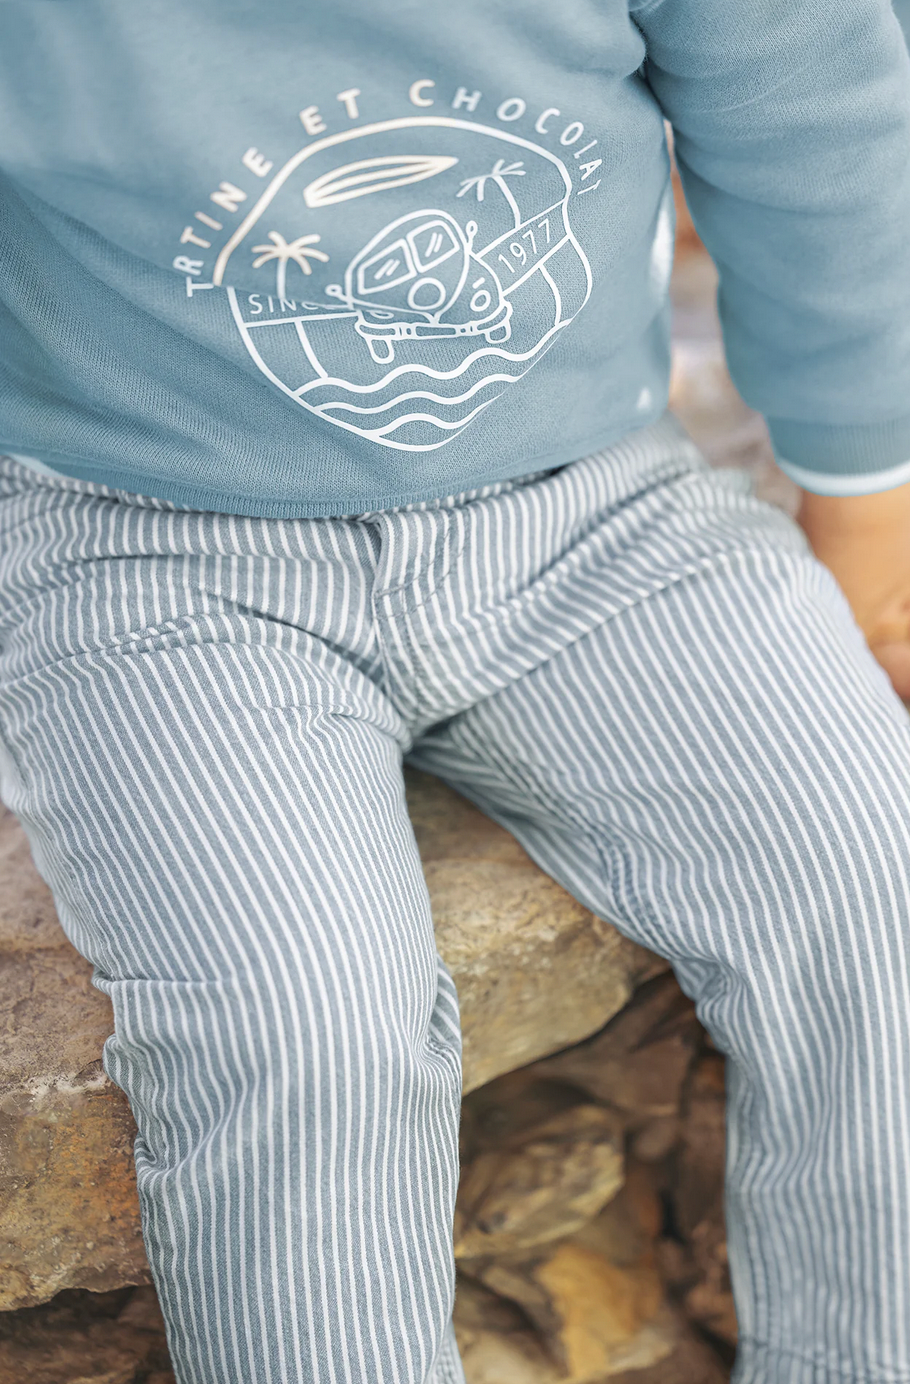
213,117,593,451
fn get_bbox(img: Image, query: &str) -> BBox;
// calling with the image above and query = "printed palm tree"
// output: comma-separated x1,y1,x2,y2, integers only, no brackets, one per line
251,231,329,299
456,159,526,227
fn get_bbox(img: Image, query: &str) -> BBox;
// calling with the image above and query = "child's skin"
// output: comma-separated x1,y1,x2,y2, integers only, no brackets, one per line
801,487,910,696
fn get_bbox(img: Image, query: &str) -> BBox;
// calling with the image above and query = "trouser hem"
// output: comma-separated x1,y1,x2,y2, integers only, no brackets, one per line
735,1341,910,1384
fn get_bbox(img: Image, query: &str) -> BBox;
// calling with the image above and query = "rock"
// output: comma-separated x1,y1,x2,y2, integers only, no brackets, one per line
460,1071,586,1155
0,1078,150,1312
529,974,701,1123
675,1053,726,1238
0,776,663,1309
479,1244,674,1382
453,1276,559,1384
629,1115,681,1163
455,1160,730,1384
0,1286,174,1384
405,772,666,1091
667,1052,737,1347
570,1162,663,1270
0,815,151,1311
454,1103,624,1259
607,1314,730,1384
463,1148,679,1381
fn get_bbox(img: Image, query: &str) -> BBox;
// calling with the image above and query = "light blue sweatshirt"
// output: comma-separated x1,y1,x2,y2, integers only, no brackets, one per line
1,0,909,516
897,0,910,42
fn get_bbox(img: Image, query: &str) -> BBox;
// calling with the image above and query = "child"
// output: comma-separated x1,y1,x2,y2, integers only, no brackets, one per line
1,2,910,1381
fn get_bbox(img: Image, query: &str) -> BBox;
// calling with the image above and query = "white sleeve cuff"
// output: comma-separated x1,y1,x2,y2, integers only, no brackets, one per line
776,453,910,496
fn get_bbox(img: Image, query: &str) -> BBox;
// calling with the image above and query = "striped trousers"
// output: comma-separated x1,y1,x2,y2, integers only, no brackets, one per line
2,416,910,1384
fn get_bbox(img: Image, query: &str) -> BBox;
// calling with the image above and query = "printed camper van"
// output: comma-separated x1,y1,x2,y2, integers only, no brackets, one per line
216,119,595,449
324,210,512,364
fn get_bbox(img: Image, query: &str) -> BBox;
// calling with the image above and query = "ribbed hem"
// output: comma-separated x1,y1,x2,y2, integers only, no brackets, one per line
767,414,910,496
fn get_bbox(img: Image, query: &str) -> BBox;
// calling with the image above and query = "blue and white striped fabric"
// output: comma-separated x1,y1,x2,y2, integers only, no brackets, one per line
2,415,910,1384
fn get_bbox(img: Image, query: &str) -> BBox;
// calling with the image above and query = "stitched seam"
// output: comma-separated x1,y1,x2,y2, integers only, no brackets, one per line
375,512,468,609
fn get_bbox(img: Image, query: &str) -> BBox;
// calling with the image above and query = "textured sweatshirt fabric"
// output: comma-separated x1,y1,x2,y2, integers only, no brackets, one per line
1,0,909,517
897,0,910,42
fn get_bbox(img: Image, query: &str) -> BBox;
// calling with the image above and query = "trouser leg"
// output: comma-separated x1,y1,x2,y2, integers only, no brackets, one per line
412,538,910,1382
0,607,463,1384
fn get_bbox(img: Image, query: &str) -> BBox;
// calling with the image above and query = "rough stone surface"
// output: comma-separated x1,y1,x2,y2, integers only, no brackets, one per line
405,771,665,1091
456,1070,696,1382
607,1319,731,1384
669,1051,736,1347
455,1102,625,1259
453,1276,559,1384
479,1244,674,1382
0,771,661,1311
0,810,152,1311
529,974,702,1124
0,1287,175,1384
1,1282,726,1384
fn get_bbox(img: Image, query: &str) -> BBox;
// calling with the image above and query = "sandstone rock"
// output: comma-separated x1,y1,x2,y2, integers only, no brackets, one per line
460,1071,586,1156
0,1077,150,1313
479,1244,673,1382
570,1162,663,1271
607,1315,730,1384
0,1286,174,1384
529,974,701,1123
675,1052,726,1238
629,1115,681,1163
453,1275,559,1384
0,813,151,1311
463,1147,679,1380
0,775,662,1309
454,1104,624,1260
405,772,665,1091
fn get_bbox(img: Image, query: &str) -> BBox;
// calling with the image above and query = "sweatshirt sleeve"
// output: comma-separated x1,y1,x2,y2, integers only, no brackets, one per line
895,0,910,49
634,0,910,494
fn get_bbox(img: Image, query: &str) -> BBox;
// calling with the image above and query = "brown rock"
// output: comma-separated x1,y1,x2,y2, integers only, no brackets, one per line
460,1071,587,1158
0,812,149,1311
405,772,665,1091
454,1275,559,1384
0,1286,173,1384
0,1078,150,1312
1,775,664,1309
571,1162,663,1271
530,974,701,1121
0,807,115,1085
683,1222,737,1348
607,1314,730,1384
455,1104,624,1259
463,1159,682,1381
629,1115,681,1163
675,1052,726,1237
480,1244,674,1382
671,1052,737,1346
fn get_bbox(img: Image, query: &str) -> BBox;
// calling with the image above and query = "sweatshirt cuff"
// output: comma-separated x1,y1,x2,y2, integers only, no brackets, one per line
767,414,910,496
